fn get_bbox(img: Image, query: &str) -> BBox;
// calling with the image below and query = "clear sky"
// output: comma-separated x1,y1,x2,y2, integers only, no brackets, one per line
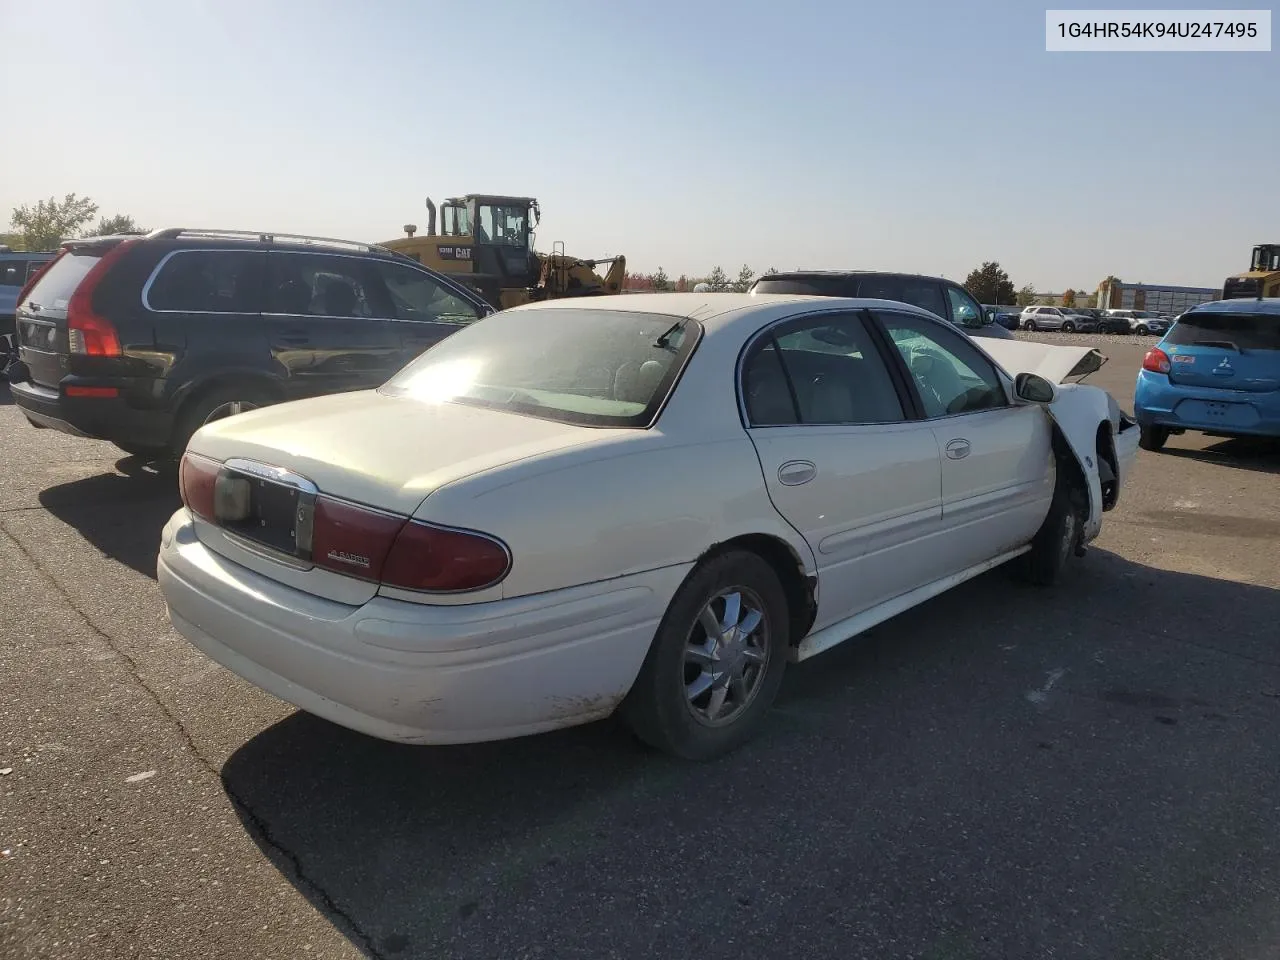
2,0,1275,292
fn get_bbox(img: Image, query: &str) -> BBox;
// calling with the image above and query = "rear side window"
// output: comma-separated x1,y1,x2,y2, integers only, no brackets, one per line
24,251,100,311
1,261,29,287
146,250,263,313
1165,312,1280,351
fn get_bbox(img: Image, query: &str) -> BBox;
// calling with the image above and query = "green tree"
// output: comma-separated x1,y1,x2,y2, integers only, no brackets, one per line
707,265,730,291
962,261,1017,305
651,266,671,291
732,263,755,293
9,193,99,251
86,213,147,236
763,266,779,276
1016,284,1037,307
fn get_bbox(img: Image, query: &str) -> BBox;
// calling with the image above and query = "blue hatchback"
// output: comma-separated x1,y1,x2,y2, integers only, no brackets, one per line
1134,299,1280,451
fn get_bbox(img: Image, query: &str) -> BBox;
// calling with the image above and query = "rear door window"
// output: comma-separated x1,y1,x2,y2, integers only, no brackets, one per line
146,250,264,313
1165,312,1280,352
900,279,947,318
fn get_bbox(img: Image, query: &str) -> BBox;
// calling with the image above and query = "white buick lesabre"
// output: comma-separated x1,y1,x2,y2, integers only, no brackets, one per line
158,293,1139,760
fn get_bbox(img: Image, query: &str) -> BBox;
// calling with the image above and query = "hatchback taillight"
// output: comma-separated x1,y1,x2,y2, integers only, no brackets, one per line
66,240,136,357
1142,347,1172,374
179,451,219,521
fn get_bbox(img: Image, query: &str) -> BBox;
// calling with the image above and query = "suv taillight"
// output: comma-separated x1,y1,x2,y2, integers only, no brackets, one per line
1142,347,1172,374
66,240,137,357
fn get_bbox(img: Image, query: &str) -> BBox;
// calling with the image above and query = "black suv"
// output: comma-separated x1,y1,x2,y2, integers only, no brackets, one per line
749,271,1014,340
8,229,492,458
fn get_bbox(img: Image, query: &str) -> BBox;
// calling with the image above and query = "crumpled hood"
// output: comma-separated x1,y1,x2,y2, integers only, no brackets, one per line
979,339,1106,383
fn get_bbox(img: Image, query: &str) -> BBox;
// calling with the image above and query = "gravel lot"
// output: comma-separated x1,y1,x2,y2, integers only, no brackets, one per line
3,335,1280,960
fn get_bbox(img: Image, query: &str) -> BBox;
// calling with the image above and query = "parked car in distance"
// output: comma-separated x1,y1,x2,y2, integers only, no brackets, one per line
1020,306,1098,333
8,229,493,459
158,292,1138,760
1104,309,1169,336
983,305,1020,330
1134,298,1280,451
1,249,57,374
749,271,1013,339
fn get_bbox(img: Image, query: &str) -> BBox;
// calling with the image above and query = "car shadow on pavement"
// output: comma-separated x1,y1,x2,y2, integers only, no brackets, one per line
221,549,1280,960
0,383,14,406
1159,437,1280,475
38,458,181,579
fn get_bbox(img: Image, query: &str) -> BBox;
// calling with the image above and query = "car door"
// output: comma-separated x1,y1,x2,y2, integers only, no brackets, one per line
363,258,486,367
263,252,403,399
740,309,948,630
873,308,1054,572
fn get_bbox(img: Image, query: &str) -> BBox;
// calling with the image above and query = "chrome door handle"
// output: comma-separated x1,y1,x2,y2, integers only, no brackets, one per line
778,460,816,486
945,439,970,460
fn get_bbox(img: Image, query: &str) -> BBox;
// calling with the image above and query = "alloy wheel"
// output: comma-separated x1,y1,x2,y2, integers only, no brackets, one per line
683,587,771,727
202,400,260,425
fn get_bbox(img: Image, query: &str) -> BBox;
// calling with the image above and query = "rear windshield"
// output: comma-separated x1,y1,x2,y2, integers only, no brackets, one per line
23,251,100,312
1166,312,1280,352
380,308,701,427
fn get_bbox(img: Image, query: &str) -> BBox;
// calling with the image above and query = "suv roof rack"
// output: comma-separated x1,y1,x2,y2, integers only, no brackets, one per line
147,228,392,254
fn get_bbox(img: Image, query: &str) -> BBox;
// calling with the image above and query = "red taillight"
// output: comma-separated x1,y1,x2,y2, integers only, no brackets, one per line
14,252,62,312
309,498,511,592
179,452,219,522
382,521,511,593
311,497,406,580
66,240,137,358
1142,347,1172,374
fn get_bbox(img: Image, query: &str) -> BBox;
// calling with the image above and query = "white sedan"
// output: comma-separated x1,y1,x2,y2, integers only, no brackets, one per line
157,293,1139,760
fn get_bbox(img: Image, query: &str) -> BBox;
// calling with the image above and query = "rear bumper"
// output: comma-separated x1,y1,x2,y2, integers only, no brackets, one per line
157,509,690,744
1134,371,1280,438
9,376,175,446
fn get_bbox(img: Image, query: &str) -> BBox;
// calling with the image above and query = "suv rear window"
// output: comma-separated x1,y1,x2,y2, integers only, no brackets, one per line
380,308,700,428
23,251,101,312
1166,312,1280,352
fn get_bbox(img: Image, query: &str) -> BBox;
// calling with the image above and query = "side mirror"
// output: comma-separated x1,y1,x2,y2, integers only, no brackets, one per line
1014,372,1057,404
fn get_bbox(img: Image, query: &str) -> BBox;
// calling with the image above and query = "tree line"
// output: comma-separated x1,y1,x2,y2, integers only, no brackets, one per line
624,264,781,293
2,193,146,251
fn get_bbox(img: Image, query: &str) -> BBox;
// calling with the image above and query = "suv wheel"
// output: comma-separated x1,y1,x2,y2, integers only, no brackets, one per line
1025,320,1037,332
1061,320,1076,333
1135,324,1149,336
172,383,276,456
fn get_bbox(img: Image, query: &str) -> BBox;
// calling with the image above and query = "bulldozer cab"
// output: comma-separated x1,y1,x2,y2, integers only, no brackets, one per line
442,195,540,286
1250,244,1280,273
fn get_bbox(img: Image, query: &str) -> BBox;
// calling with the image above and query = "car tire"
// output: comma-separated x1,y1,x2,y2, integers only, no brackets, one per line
1017,464,1086,587
620,550,790,761
171,382,277,457
1062,321,1076,333
1135,324,1149,336
1025,320,1037,332
1139,424,1169,452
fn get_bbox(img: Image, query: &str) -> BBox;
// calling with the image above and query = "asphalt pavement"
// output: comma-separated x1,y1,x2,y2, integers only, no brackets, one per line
3,336,1280,960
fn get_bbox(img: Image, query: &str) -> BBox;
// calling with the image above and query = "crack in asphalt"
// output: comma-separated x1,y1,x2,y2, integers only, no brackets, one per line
0,519,387,960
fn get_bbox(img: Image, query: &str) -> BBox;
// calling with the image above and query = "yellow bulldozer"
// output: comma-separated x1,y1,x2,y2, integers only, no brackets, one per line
380,194,626,311
1223,243,1280,300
